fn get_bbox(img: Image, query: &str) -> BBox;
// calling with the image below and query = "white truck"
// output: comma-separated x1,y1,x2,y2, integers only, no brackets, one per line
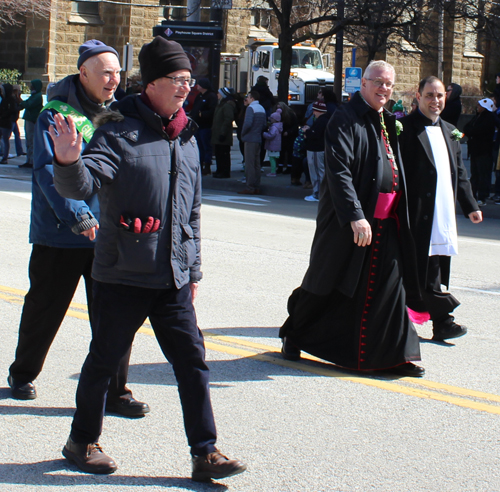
220,38,334,113
239,36,335,115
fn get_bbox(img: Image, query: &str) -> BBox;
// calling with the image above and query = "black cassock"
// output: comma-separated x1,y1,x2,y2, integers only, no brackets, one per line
281,130,421,371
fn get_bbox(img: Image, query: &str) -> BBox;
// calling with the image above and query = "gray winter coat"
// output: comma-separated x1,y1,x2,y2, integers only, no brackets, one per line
53,95,202,290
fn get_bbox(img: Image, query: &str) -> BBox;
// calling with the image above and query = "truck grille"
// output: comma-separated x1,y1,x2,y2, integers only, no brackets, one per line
305,83,334,104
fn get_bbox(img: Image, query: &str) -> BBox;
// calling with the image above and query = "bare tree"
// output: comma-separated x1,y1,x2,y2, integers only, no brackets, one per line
265,0,487,102
0,0,52,30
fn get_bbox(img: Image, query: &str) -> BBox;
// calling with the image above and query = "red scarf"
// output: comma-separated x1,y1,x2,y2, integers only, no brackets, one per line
140,92,188,140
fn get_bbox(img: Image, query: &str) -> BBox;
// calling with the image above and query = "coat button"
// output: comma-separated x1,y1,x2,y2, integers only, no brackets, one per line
423,215,428,220
426,192,431,197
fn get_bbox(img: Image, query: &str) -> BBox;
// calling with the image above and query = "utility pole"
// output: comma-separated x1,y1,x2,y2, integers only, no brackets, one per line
437,4,444,80
333,0,344,102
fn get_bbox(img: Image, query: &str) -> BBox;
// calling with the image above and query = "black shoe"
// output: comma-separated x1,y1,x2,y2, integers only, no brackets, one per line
8,375,37,400
18,162,33,168
105,397,150,417
62,437,117,474
386,363,425,378
201,162,212,176
432,319,467,341
281,337,301,361
276,166,283,174
282,167,291,174
212,173,230,179
0,159,8,164
192,449,247,482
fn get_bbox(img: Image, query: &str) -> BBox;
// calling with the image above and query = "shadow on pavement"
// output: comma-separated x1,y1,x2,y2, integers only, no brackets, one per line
0,459,228,490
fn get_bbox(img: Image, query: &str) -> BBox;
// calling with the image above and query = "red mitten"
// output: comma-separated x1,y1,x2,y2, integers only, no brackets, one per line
151,218,160,233
142,216,154,233
133,218,142,233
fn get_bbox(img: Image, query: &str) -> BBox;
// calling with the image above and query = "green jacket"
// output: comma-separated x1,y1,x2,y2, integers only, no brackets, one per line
211,98,235,146
20,79,43,123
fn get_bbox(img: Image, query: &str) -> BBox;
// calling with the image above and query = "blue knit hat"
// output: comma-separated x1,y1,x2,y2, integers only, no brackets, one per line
77,40,119,69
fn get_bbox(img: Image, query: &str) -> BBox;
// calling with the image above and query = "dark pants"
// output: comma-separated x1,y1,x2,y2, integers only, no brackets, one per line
71,281,217,456
12,121,24,156
423,255,460,326
214,144,231,176
1,126,12,161
470,153,493,201
9,245,132,401
196,128,212,166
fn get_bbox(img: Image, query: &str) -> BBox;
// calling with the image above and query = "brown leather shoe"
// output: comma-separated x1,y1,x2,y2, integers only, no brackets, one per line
237,188,261,195
192,449,247,482
62,437,117,474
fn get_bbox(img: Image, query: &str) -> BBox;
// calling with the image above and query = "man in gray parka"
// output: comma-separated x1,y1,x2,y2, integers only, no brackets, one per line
51,36,247,483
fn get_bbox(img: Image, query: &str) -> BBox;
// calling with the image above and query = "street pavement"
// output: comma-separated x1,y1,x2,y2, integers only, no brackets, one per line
1,136,500,491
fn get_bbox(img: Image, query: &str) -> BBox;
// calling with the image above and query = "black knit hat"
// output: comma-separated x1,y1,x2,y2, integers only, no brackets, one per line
77,40,119,69
139,36,192,87
197,78,211,90
218,87,233,98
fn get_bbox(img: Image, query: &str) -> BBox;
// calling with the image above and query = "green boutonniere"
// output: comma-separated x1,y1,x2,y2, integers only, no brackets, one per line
451,129,464,141
395,120,403,136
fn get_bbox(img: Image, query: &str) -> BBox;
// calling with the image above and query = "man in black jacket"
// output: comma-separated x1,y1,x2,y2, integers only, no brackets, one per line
400,76,482,341
303,101,329,202
190,78,217,175
463,98,496,206
51,36,246,482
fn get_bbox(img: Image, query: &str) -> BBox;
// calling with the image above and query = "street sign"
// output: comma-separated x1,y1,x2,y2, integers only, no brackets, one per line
211,0,232,9
345,66,362,93
122,43,133,72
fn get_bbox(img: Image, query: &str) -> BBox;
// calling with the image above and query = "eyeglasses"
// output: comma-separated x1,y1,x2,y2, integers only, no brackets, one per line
366,78,395,89
163,76,196,87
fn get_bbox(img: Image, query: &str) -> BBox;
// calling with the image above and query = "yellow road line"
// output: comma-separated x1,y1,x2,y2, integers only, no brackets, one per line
2,284,500,415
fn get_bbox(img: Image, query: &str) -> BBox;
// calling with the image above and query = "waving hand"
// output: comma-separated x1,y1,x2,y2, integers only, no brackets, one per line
48,113,83,165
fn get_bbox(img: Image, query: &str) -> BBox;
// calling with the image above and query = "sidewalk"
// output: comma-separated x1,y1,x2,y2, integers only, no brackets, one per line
202,142,312,200
2,131,499,219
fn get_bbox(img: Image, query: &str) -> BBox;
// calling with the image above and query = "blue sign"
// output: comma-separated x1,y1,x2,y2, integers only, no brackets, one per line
345,67,362,93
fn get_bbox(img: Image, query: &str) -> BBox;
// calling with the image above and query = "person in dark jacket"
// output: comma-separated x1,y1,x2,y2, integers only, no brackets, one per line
51,36,246,482
11,84,25,157
441,83,462,127
190,78,217,175
303,101,329,202
280,60,424,377
19,79,43,168
8,40,148,420
251,75,274,115
463,98,496,206
0,83,17,163
211,87,236,178
400,76,482,341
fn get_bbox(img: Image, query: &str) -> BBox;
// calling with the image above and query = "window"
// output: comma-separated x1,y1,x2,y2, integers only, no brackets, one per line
69,1,103,25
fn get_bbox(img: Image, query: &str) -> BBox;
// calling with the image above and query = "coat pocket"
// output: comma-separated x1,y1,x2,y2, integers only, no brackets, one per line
181,223,196,268
116,228,161,273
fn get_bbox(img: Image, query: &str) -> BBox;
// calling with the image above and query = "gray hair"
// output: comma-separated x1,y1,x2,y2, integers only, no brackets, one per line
363,60,396,81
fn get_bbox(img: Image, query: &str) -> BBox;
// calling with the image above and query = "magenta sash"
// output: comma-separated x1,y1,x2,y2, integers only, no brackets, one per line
373,192,400,219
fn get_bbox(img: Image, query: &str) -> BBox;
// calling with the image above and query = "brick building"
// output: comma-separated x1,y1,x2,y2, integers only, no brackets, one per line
0,0,494,111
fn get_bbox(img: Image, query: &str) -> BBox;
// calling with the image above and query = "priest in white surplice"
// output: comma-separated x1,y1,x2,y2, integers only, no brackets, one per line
400,76,482,341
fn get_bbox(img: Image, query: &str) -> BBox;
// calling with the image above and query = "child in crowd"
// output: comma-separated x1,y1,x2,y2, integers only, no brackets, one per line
263,108,283,177
392,99,406,119
291,127,308,186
